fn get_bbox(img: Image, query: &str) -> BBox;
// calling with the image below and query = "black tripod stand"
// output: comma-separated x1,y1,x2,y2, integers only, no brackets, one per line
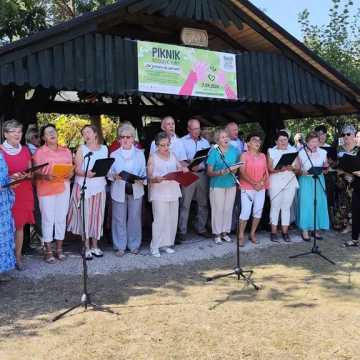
206,146,260,290
53,153,118,322
290,145,335,265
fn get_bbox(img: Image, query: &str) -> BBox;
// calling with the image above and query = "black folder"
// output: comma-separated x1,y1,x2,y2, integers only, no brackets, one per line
188,147,211,169
308,166,324,176
119,171,146,184
321,146,337,161
26,163,49,173
3,163,49,188
91,158,115,177
274,152,298,170
338,154,360,173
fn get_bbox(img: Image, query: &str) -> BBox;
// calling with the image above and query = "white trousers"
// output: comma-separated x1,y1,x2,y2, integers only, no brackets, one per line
151,200,179,251
239,189,265,221
38,183,70,243
269,186,297,226
209,187,236,235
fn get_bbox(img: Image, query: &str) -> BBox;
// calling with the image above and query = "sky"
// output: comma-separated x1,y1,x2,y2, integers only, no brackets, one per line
249,0,358,40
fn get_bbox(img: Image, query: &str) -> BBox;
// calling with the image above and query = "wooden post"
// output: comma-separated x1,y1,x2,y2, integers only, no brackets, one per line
90,115,104,144
259,104,285,152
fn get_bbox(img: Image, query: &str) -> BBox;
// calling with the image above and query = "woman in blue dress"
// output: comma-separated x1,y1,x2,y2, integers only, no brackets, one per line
0,152,16,278
296,131,330,241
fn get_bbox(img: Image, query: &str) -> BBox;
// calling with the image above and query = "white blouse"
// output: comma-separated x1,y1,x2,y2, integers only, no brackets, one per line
298,147,327,172
149,152,182,202
109,146,146,202
75,144,108,199
268,146,298,190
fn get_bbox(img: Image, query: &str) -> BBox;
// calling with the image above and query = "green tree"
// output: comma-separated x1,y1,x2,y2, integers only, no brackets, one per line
298,0,360,86
0,0,48,44
49,0,116,23
37,113,118,149
286,0,360,141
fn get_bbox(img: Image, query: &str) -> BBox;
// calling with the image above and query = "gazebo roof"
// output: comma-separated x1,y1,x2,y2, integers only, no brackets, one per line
0,0,359,124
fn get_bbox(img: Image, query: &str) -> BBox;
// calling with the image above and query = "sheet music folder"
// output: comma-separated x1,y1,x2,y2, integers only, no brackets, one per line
321,146,337,161
274,152,298,170
3,163,49,188
119,171,146,184
308,166,324,176
163,171,199,187
91,158,115,177
188,147,211,169
339,154,360,173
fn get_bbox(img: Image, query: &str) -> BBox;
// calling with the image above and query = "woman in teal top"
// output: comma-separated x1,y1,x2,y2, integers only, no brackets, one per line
207,129,240,244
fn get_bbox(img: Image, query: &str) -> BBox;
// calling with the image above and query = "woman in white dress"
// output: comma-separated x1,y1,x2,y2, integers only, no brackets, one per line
147,132,188,258
267,131,299,242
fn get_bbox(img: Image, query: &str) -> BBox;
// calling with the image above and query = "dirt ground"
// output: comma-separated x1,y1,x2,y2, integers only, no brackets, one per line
1,232,360,360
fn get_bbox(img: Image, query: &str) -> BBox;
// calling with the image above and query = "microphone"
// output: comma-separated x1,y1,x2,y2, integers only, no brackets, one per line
84,152,93,159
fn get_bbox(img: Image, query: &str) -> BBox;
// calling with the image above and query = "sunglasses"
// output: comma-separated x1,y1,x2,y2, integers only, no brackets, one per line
120,135,133,139
342,133,353,137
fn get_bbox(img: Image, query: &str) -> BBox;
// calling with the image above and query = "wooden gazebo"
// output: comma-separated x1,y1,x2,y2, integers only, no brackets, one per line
0,0,359,142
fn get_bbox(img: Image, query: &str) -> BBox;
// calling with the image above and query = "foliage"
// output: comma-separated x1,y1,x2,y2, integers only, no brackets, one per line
0,0,48,43
49,0,116,23
37,113,118,149
298,0,360,86
285,0,360,142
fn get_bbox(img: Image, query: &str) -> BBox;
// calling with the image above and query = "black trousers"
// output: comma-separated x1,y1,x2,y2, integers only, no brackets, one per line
351,187,360,241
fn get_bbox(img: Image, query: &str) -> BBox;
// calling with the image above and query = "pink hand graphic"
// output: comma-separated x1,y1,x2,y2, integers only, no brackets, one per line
179,61,208,96
217,70,237,100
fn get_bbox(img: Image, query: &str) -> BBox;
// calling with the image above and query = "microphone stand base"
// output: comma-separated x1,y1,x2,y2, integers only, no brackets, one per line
206,267,260,290
290,245,335,265
52,292,119,322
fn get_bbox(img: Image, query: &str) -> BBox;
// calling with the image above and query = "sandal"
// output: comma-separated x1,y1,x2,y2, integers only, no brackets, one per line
270,233,280,243
55,250,66,261
344,240,359,247
301,233,311,242
249,234,257,244
44,251,56,264
282,233,291,242
238,236,245,247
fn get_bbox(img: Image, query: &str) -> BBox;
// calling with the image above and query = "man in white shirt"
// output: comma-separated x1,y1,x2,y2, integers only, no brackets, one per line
226,122,245,156
150,116,187,164
177,119,211,242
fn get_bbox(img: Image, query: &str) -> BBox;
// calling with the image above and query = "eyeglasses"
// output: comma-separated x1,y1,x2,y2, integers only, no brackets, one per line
120,135,133,139
342,133,353,137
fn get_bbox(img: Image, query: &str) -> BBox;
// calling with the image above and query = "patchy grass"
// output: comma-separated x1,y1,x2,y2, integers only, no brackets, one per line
0,233,359,360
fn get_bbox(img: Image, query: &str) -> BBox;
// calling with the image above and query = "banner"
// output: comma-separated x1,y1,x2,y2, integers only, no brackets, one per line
137,41,237,100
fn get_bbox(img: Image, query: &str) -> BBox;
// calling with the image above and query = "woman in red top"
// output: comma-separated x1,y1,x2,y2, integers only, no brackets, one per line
0,120,34,270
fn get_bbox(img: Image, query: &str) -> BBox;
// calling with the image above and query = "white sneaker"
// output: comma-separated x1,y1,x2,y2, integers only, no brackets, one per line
85,249,93,260
91,248,104,257
214,236,223,244
163,247,175,254
222,234,232,243
151,249,161,258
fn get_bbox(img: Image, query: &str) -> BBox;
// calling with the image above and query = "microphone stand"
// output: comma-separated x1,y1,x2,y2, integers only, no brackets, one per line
53,154,118,321
289,143,335,265
206,146,260,290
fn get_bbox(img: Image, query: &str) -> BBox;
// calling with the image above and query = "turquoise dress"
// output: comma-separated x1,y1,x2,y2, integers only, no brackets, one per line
0,153,15,273
296,148,329,231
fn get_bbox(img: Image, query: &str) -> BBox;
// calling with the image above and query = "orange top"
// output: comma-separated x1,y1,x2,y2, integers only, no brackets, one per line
239,152,269,190
33,145,73,196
